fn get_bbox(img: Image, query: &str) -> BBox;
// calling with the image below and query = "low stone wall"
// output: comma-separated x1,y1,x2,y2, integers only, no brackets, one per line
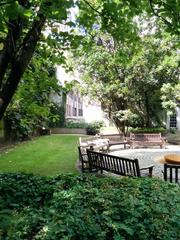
50,128,86,135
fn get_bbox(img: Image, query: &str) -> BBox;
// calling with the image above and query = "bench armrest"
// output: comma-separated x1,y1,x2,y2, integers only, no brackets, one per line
130,137,135,141
161,137,167,142
139,165,154,177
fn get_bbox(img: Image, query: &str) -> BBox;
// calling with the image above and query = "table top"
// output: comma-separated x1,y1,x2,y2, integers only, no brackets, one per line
155,154,180,164
164,154,180,164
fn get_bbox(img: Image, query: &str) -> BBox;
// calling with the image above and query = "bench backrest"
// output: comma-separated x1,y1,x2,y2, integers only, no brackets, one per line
78,146,88,162
78,146,90,172
130,133,162,141
100,134,124,141
164,164,180,184
79,136,100,144
87,150,141,177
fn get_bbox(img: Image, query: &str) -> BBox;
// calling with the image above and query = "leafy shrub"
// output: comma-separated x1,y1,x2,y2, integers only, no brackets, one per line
0,173,179,239
65,120,88,129
169,127,177,134
86,121,104,135
4,102,56,141
129,127,166,134
4,109,33,141
49,103,65,128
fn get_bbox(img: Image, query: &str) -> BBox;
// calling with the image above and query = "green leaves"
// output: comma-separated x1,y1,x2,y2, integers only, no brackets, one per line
0,0,179,122
4,43,61,140
0,173,180,239
5,2,22,20
148,0,180,35
76,27,179,130
161,83,180,114
4,1,34,20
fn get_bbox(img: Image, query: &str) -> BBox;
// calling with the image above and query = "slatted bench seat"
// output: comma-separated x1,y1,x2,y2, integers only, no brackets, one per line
129,133,166,149
87,150,154,177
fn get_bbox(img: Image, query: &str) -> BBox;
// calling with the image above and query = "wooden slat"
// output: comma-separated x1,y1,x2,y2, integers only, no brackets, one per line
86,150,151,178
129,162,133,175
164,164,167,181
175,168,178,183
170,167,173,182
164,164,180,183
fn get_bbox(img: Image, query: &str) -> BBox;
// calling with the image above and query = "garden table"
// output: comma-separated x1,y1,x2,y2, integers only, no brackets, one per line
155,154,180,164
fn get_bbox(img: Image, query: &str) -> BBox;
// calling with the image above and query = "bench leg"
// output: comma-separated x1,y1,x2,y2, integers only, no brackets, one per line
131,144,134,149
89,164,92,173
82,163,84,173
160,143,166,149
148,166,154,177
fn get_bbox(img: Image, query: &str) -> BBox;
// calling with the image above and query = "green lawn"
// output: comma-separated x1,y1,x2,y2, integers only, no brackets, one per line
0,134,81,176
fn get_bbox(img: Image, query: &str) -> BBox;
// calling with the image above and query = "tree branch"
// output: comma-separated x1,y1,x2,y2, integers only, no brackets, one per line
83,0,101,15
157,0,176,12
148,0,173,28
0,1,15,7
0,14,46,119
148,0,180,35
83,0,108,20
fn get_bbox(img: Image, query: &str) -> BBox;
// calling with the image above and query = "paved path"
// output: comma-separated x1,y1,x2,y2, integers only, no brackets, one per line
111,145,180,179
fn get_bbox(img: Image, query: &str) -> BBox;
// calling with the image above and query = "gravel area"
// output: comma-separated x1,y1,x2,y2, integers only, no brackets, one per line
110,145,180,179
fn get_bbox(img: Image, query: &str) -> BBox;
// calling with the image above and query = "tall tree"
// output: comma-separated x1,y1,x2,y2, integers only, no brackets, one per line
0,0,179,120
75,31,179,132
0,0,76,119
3,44,61,140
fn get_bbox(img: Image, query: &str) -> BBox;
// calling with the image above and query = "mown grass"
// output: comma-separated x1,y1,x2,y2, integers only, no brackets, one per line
0,134,81,176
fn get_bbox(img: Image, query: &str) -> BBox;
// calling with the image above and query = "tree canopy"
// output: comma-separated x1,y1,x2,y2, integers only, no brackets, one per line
0,0,76,119
0,0,179,121
75,25,179,133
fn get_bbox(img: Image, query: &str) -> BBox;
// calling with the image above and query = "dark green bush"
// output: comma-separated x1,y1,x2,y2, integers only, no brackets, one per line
129,127,166,134
49,103,65,128
65,120,88,129
4,109,33,141
169,127,177,134
86,121,104,135
0,173,179,239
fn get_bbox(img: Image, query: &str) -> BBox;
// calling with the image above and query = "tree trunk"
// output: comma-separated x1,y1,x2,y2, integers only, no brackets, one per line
3,117,13,141
0,14,46,120
144,92,152,127
0,0,29,86
0,19,23,86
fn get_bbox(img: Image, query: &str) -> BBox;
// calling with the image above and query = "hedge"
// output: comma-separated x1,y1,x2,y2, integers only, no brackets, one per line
0,173,179,239
129,127,166,134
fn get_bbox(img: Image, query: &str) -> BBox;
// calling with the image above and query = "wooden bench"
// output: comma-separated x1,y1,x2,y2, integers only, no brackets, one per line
129,133,166,149
79,136,109,152
164,164,180,184
87,150,154,177
100,134,130,149
78,146,99,173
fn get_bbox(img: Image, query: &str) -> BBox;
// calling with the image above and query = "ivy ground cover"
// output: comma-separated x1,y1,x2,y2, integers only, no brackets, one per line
0,135,80,175
0,174,179,239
